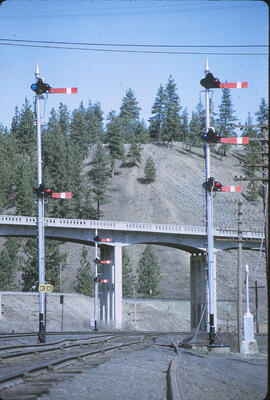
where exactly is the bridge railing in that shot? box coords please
[0,215,264,239]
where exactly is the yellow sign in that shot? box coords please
[39,284,53,293]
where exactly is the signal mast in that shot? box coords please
[200,60,248,346]
[31,64,77,342]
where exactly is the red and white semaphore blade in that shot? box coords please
[221,186,242,192]
[52,192,72,199]
[220,137,249,144]
[219,82,248,89]
[49,88,78,94]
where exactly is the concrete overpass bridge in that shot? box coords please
[0,215,264,330]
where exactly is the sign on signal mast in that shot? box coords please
[39,284,53,293]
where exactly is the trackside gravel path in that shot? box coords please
[39,345,267,400]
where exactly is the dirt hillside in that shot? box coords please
[59,143,266,323]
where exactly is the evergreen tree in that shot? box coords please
[127,135,142,167]
[180,108,189,142]
[57,102,70,138]
[106,111,125,174]
[242,113,261,201]
[217,88,237,156]
[119,88,141,141]
[85,102,104,145]
[21,239,66,292]
[90,143,111,219]
[0,238,20,290]
[133,120,149,144]
[70,110,88,157]
[81,183,96,220]
[188,100,205,147]
[76,246,94,296]
[0,130,18,212]
[44,240,67,292]
[122,247,135,297]
[162,76,181,144]
[144,156,156,183]
[15,158,35,216]
[136,245,161,297]
[255,97,269,125]
[11,99,36,159]
[243,98,269,201]
[149,84,165,143]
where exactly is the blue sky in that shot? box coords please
[0,0,268,130]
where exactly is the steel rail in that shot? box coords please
[0,336,145,388]
[167,341,184,400]
[0,336,115,359]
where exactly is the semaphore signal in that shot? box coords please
[201,127,250,145]
[201,60,247,348]
[200,72,248,90]
[32,63,77,344]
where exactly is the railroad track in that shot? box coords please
[0,332,164,400]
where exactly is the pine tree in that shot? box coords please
[119,88,141,141]
[180,108,189,142]
[70,110,88,157]
[217,88,237,156]
[149,84,165,143]
[76,246,94,296]
[136,245,161,297]
[106,111,125,174]
[144,156,156,183]
[0,238,20,290]
[15,158,35,216]
[57,102,70,138]
[127,135,142,167]
[162,76,181,144]
[21,239,66,292]
[11,99,36,159]
[188,100,205,147]
[0,130,18,212]
[90,143,111,219]
[242,113,261,201]
[85,102,104,145]
[255,97,269,125]
[122,247,135,297]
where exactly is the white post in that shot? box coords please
[241,264,258,354]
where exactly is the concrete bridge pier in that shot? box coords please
[190,253,217,332]
[99,245,122,329]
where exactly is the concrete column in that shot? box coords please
[114,245,122,329]
[0,294,1,320]
[99,245,122,329]
[99,246,110,324]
